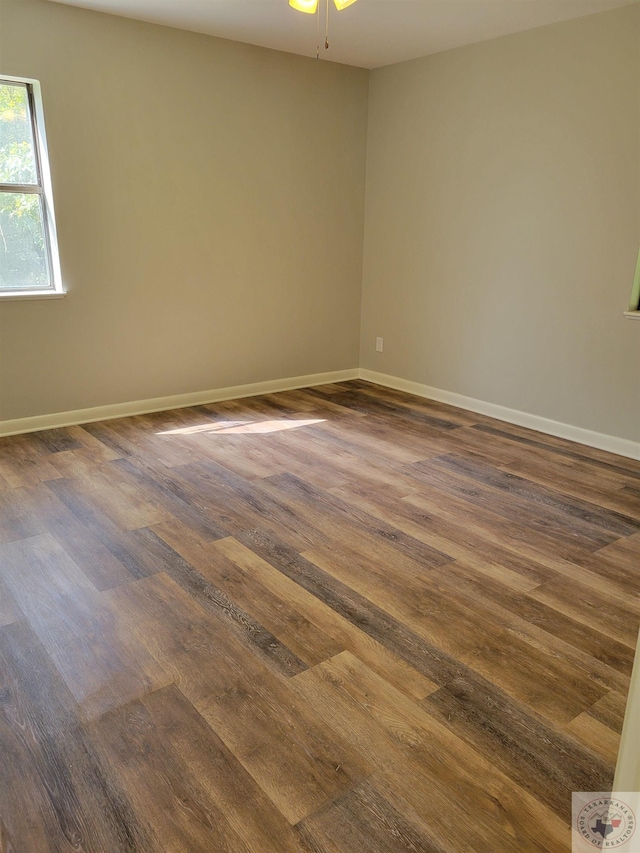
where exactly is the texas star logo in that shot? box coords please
[591,811,624,839]
[576,798,636,848]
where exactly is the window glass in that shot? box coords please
[0,192,48,287]
[0,77,61,294]
[0,81,38,185]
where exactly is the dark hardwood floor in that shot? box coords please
[1,379,639,852]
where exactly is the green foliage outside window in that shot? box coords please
[0,81,48,288]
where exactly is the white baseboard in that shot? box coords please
[0,368,359,438]
[2,365,638,462]
[359,368,640,461]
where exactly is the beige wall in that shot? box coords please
[361,5,640,442]
[1,2,638,446]
[0,0,368,421]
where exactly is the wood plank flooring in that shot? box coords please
[1,379,639,852]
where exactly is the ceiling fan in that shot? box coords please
[289,0,358,55]
[290,0,357,12]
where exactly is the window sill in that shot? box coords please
[0,290,66,302]
[624,311,640,320]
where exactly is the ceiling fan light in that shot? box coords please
[289,0,318,12]
[333,0,357,9]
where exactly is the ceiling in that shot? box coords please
[49,0,638,68]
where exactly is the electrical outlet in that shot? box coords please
[376,337,383,352]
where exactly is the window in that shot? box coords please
[624,246,640,318]
[0,76,63,297]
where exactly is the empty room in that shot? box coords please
[0,0,639,850]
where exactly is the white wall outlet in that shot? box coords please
[376,337,383,352]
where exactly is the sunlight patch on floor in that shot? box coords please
[157,419,326,436]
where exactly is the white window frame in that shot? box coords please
[0,75,64,300]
